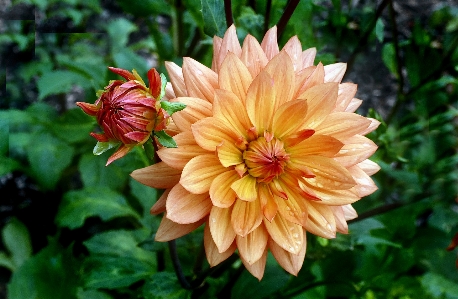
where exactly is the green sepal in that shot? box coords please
[93,141,120,155]
[155,130,177,148]
[158,73,167,100]
[160,101,186,116]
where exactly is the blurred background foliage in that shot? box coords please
[1,0,458,298]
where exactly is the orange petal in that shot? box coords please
[209,170,239,208]
[348,165,378,197]
[231,175,258,202]
[236,225,268,265]
[258,184,278,222]
[293,66,315,99]
[360,117,381,135]
[209,206,236,252]
[165,61,187,97]
[264,51,295,106]
[246,71,276,134]
[302,47,316,68]
[357,159,380,176]
[304,201,336,239]
[300,182,360,205]
[295,62,325,99]
[182,57,218,103]
[334,83,357,112]
[213,89,252,137]
[211,36,223,72]
[204,222,236,267]
[314,112,372,140]
[269,230,307,276]
[298,82,338,129]
[283,35,303,71]
[263,213,304,254]
[345,98,363,112]
[276,178,308,227]
[218,53,253,104]
[155,214,205,241]
[216,140,243,167]
[170,97,212,132]
[166,184,212,224]
[333,135,378,167]
[331,206,348,234]
[272,99,308,139]
[150,189,169,215]
[180,154,226,194]
[288,134,344,158]
[164,82,176,101]
[215,24,242,71]
[131,162,181,189]
[192,117,238,151]
[231,199,262,237]
[261,26,279,60]
[106,144,132,166]
[241,34,268,78]
[240,248,267,281]
[324,63,347,83]
[157,131,209,170]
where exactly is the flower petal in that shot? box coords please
[218,52,253,104]
[261,26,279,60]
[258,184,278,222]
[211,36,223,72]
[334,83,357,112]
[170,97,213,132]
[288,134,344,158]
[304,201,336,239]
[331,206,349,234]
[150,189,169,215]
[295,62,325,99]
[298,82,338,129]
[217,141,243,167]
[283,35,303,71]
[302,47,316,68]
[180,154,227,194]
[246,71,276,134]
[155,214,205,241]
[314,112,372,140]
[342,204,358,220]
[357,159,380,176]
[348,165,378,197]
[240,248,267,281]
[182,57,218,103]
[269,230,306,276]
[204,222,236,267]
[275,178,308,227]
[345,98,363,112]
[272,99,308,139]
[360,117,381,135]
[192,117,239,151]
[231,175,258,202]
[333,135,378,167]
[215,24,242,71]
[210,170,239,208]
[131,162,181,189]
[236,225,268,264]
[165,61,187,97]
[324,63,347,83]
[264,213,304,254]
[213,89,252,137]
[300,183,360,205]
[231,199,262,237]
[264,51,295,106]
[166,184,212,224]
[241,34,268,78]
[209,206,236,252]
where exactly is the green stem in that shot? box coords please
[277,0,300,40]
[168,240,193,289]
[264,0,272,34]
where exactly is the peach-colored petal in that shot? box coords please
[192,117,238,151]
[215,24,242,71]
[204,223,236,267]
[324,63,347,83]
[246,71,276,134]
[276,178,308,226]
[295,63,325,99]
[182,57,218,103]
[331,206,348,234]
[165,61,187,97]
[180,154,227,194]
[218,53,253,104]
[271,99,308,139]
[209,170,239,208]
[302,47,316,68]
[333,135,378,167]
[348,165,378,197]
[231,199,262,237]
[264,213,303,254]
[240,249,267,281]
[106,144,132,166]
[157,131,209,170]
[264,51,295,107]
[258,184,278,222]
[345,98,363,112]
[209,206,236,252]
[236,225,268,264]
[211,36,223,72]
[231,175,258,202]
[164,82,176,101]
[300,182,360,205]
[241,34,268,78]
[166,184,212,224]
[150,189,169,215]
[155,214,205,241]
[288,134,343,158]
[261,26,279,60]
[314,112,372,139]
[170,97,212,132]
[294,66,316,98]
[269,230,306,276]
[213,89,252,137]
[342,204,358,220]
[298,82,338,129]
[283,36,303,71]
[360,117,381,135]
[357,159,381,176]
[131,162,181,189]
[334,83,357,112]
[304,201,336,239]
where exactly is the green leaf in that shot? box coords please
[155,130,177,148]
[27,132,75,190]
[106,18,137,50]
[375,18,384,42]
[76,288,113,299]
[0,251,14,271]
[201,0,227,37]
[52,108,95,144]
[2,218,32,270]
[421,272,458,299]
[55,188,140,229]
[382,43,398,78]
[142,272,191,299]
[7,240,80,299]
[0,157,21,176]
[37,70,91,100]
[93,141,120,155]
[113,48,148,75]
[78,152,128,190]
[160,100,186,116]
[115,0,170,17]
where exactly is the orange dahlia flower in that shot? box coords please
[131,25,380,279]
[77,67,169,165]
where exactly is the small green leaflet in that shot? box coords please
[93,141,120,155]
[160,101,186,116]
[158,73,167,100]
[155,130,177,148]
[201,0,227,37]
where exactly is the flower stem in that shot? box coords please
[263,0,272,34]
[276,0,300,40]
[224,0,233,27]
[168,240,192,289]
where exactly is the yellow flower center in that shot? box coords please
[243,136,289,183]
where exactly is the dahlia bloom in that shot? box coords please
[132,25,380,279]
[77,67,169,165]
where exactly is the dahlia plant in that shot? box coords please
[131,25,380,279]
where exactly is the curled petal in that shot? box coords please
[166,184,212,224]
[210,170,239,208]
[150,189,169,215]
[211,36,223,72]
[131,162,181,189]
[304,201,336,239]
[334,83,357,112]
[155,214,205,242]
[345,98,363,112]
[231,175,258,202]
